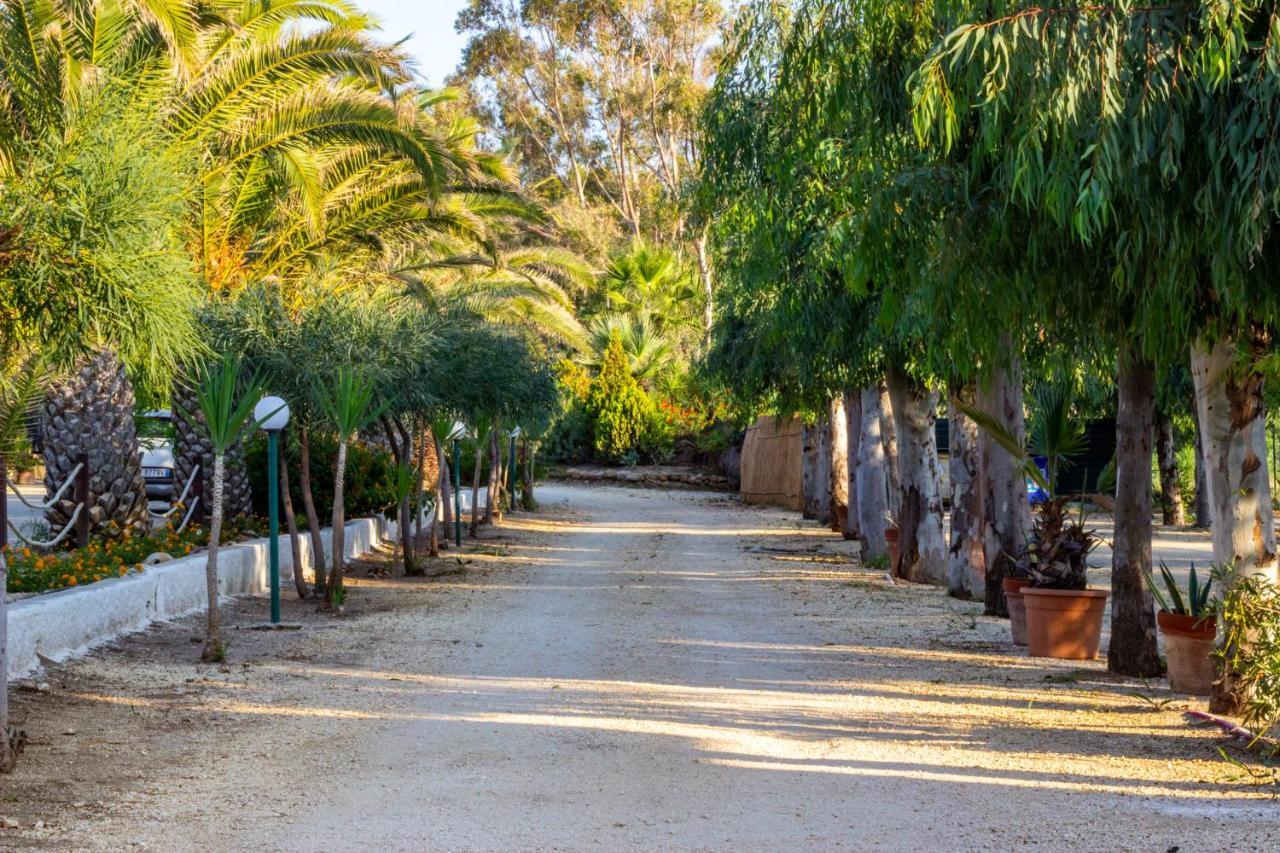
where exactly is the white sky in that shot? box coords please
[362,0,472,87]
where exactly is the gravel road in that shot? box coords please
[7,484,1279,851]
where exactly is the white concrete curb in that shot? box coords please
[7,516,392,680]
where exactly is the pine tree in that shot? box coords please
[586,332,654,462]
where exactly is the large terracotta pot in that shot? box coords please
[1003,578,1030,646]
[1157,611,1217,696]
[1023,588,1109,660]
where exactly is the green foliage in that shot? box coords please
[1144,562,1214,618]
[586,332,655,462]
[190,355,274,456]
[1216,570,1280,742]
[247,433,397,519]
[0,88,199,390]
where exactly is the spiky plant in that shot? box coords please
[189,354,273,662]
[1144,562,1215,619]
[314,367,389,609]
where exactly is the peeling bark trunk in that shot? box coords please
[1191,331,1277,714]
[298,426,327,593]
[843,390,862,542]
[830,396,849,534]
[1191,333,1277,581]
[201,453,226,661]
[886,366,947,585]
[857,385,891,563]
[328,439,348,609]
[802,417,832,523]
[1155,409,1186,526]
[279,440,307,598]
[1109,352,1164,678]
[1192,403,1211,528]
[978,349,1030,617]
[880,386,901,521]
[948,384,984,599]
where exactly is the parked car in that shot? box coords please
[137,410,176,500]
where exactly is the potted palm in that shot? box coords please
[1144,562,1216,695]
[1021,499,1108,659]
[1003,565,1032,647]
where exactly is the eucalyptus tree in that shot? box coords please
[910,0,1280,679]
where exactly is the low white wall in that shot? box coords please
[7,516,390,680]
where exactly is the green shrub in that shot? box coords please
[247,432,396,519]
[586,332,655,462]
[1216,569,1280,743]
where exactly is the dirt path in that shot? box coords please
[5,484,1279,851]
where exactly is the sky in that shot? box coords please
[363,0,472,87]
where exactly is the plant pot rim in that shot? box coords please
[1022,587,1108,598]
[1002,577,1030,592]
[1157,610,1217,638]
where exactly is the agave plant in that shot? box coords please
[1144,561,1215,619]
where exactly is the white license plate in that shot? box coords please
[143,467,172,479]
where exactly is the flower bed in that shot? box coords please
[4,518,262,594]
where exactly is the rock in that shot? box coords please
[143,552,173,565]
[32,820,44,829]
[1,817,19,829]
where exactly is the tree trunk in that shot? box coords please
[802,417,832,523]
[40,349,149,536]
[948,383,985,599]
[1191,330,1277,714]
[415,423,427,541]
[485,431,502,525]
[201,453,226,662]
[843,390,862,542]
[696,227,713,333]
[437,440,452,551]
[298,426,327,593]
[279,439,308,599]
[470,440,483,537]
[1155,409,1186,526]
[522,440,537,510]
[857,385,891,563]
[1109,352,1164,678]
[328,439,348,609]
[382,418,416,576]
[978,349,1031,617]
[830,396,850,534]
[880,385,901,521]
[1192,403,1211,528]
[1191,333,1277,581]
[0,548,15,773]
[886,366,947,585]
[801,421,818,520]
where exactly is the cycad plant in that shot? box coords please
[190,354,273,663]
[315,367,389,609]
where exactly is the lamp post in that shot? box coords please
[508,426,520,512]
[255,395,291,624]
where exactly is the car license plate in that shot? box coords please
[143,467,171,479]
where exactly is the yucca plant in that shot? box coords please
[190,354,275,663]
[1144,561,1215,619]
[315,367,391,609]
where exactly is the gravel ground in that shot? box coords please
[3,483,1278,852]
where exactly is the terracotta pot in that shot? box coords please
[1005,588,1029,646]
[1022,588,1109,660]
[1002,577,1030,594]
[884,527,901,571]
[1157,611,1218,696]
